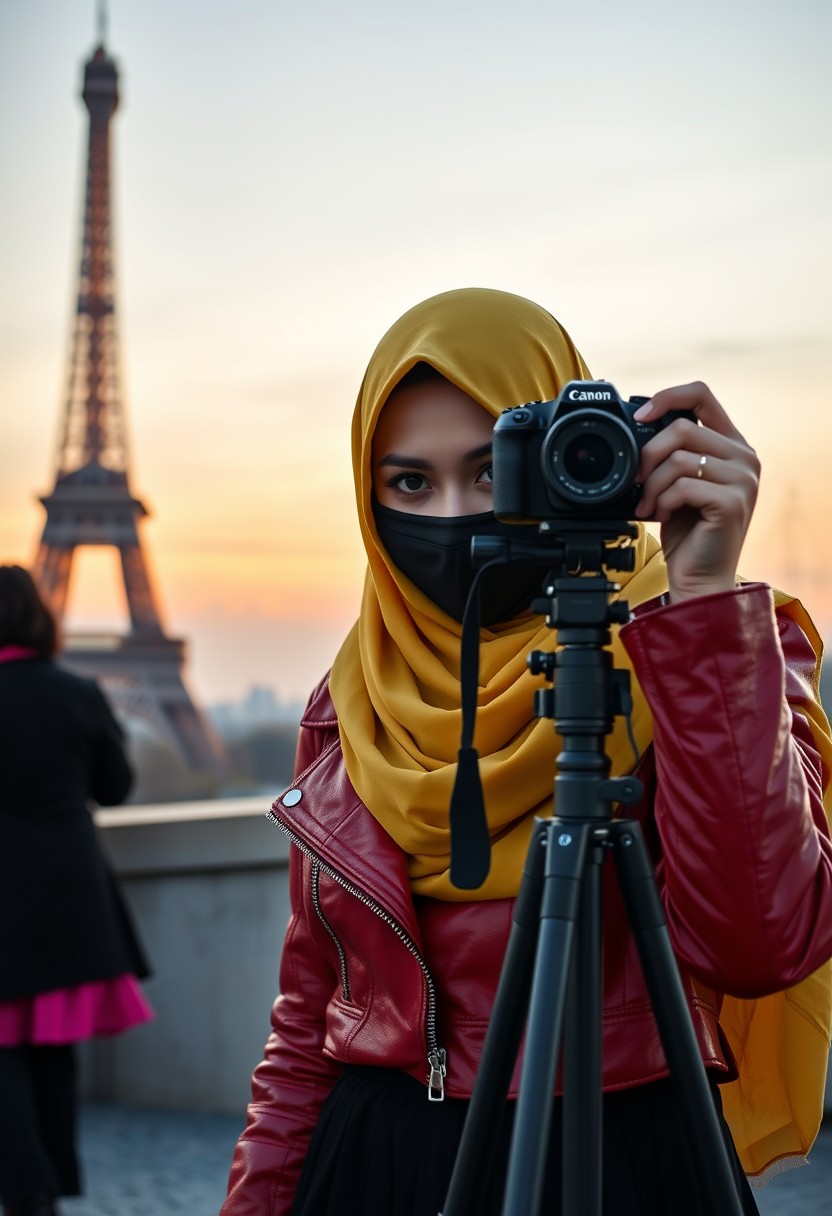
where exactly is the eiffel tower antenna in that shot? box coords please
[97,0,108,46]
[31,32,224,774]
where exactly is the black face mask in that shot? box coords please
[373,503,551,626]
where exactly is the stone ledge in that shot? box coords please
[93,795,290,877]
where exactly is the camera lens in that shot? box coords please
[541,412,638,505]
[563,434,615,483]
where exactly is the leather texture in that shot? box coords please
[220,585,832,1216]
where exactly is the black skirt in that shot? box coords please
[292,1067,759,1216]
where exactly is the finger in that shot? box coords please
[636,419,752,487]
[649,477,753,530]
[636,450,736,518]
[636,449,734,517]
[633,381,747,443]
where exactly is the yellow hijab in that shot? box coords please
[331,286,665,899]
[329,286,832,1175]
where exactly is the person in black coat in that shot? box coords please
[0,565,152,1216]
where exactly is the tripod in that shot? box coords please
[441,527,746,1216]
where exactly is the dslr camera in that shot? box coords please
[492,379,694,523]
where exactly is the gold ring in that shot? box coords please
[696,454,707,479]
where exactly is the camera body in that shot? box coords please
[492,379,694,523]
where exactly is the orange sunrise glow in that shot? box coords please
[2,2,831,706]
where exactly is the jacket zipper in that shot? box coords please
[311,862,351,1002]
[268,808,447,1101]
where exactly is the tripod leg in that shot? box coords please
[441,821,547,1216]
[501,820,594,1216]
[611,820,746,1216]
[563,841,605,1216]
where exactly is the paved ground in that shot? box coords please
[62,1104,242,1215]
[61,1103,831,1215]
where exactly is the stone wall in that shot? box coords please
[81,798,290,1115]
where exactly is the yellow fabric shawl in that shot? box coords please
[329,286,832,1177]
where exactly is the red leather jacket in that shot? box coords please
[221,586,832,1216]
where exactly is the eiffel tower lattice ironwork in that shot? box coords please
[32,32,224,773]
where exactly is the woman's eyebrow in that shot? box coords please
[377,453,434,470]
[377,442,492,470]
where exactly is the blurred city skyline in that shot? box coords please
[1,0,831,705]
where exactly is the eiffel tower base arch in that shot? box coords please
[62,632,225,773]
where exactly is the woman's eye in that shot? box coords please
[477,463,493,485]
[388,472,430,494]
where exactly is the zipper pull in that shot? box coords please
[428,1047,447,1102]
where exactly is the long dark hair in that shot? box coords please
[0,565,59,656]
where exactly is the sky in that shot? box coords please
[1,0,831,706]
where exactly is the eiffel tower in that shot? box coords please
[32,27,224,773]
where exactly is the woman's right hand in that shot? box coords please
[633,382,760,603]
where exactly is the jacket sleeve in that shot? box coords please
[220,844,342,1216]
[87,679,134,806]
[220,688,342,1216]
[620,582,832,998]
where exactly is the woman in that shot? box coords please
[0,565,153,1216]
[220,288,832,1215]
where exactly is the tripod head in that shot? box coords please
[471,518,638,583]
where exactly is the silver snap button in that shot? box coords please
[283,789,303,807]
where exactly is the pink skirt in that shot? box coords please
[0,975,154,1046]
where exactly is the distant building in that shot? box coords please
[207,686,304,740]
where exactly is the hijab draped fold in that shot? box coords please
[328,286,832,1176]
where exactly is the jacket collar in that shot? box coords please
[272,728,421,941]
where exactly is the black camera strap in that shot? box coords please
[448,557,506,890]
